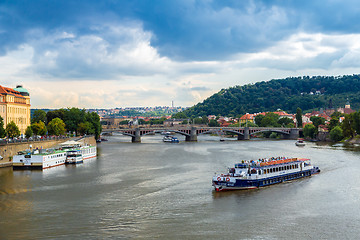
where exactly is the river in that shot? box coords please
[1,134,360,239]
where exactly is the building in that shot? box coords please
[163,119,184,127]
[240,113,255,124]
[0,85,31,135]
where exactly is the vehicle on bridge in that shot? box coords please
[212,157,320,191]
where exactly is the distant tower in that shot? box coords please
[328,98,333,109]
[345,98,350,109]
[172,100,174,108]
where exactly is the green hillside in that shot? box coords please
[180,75,360,117]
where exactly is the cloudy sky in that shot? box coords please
[1,0,360,108]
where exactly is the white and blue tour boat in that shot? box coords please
[163,135,179,143]
[212,157,320,191]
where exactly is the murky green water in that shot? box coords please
[1,135,360,239]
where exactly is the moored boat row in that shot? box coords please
[13,143,97,170]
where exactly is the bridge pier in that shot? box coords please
[131,128,141,143]
[289,128,299,139]
[244,127,250,140]
[185,127,198,142]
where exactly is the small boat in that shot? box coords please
[212,157,320,191]
[161,131,172,135]
[163,135,179,143]
[295,138,306,146]
[65,150,83,164]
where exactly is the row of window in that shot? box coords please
[262,171,310,185]
[260,164,300,175]
[5,117,29,125]
[50,153,65,159]
[8,106,29,114]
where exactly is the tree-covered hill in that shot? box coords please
[180,75,360,117]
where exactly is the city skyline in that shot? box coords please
[1,1,360,108]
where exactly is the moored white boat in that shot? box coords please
[13,149,67,169]
[65,150,83,164]
[212,157,320,192]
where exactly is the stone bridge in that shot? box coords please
[103,127,300,143]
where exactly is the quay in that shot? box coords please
[103,127,301,143]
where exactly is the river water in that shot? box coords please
[1,134,360,239]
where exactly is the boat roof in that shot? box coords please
[235,158,310,168]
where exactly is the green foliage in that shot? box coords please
[303,124,317,139]
[254,114,265,126]
[31,109,47,124]
[40,108,102,139]
[328,115,340,131]
[31,121,47,136]
[261,113,280,127]
[47,118,66,136]
[269,132,280,139]
[172,112,188,119]
[179,75,360,117]
[310,116,326,128]
[119,120,130,125]
[330,126,343,142]
[147,117,167,125]
[0,116,5,138]
[202,116,209,125]
[351,111,360,134]
[341,114,355,138]
[209,119,220,127]
[46,109,65,124]
[77,122,93,136]
[296,108,302,128]
[5,121,20,138]
[25,126,33,138]
[278,117,294,127]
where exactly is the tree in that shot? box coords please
[77,122,92,135]
[296,108,303,128]
[254,114,265,126]
[328,116,340,131]
[352,111,360,135]
[31,109,47,124]
[278,117,294,127]
[172,112,188,119]
[341,114,355,138]
[5,121,20,138]
[202,116,209,125]
[31,121,47,136]
[310,116,326,128]
[0,116,5,138]
[259,113,280,127]
[209,119,220,127]
[25,126,33,139]
[47,118,66,136]
[46,109,65,125]
[303,124,316,139]
[330,126,343,142]
[86,112,101,139]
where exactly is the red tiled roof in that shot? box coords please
[0,85,24,98]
